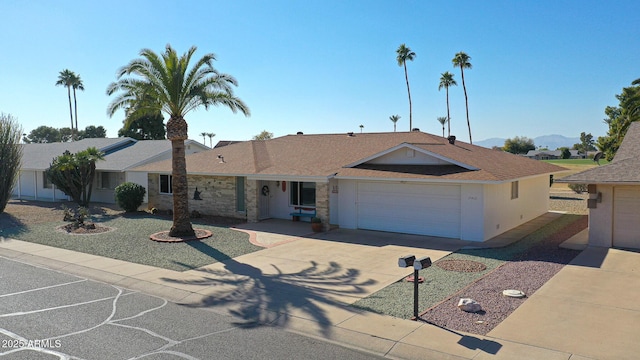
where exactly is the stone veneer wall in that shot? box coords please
[246,179,259,223]
[147,174,246,219]
[315,182,330,231]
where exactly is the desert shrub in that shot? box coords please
[0,113,22,213]
[568,183,588,194]
[61,205,90,229]
[114,182,146,212]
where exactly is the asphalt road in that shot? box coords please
[0,257,383,360]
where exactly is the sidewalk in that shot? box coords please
[0,213,630,359]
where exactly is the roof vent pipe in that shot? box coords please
[296,131,303,135]
[447,135,456,145]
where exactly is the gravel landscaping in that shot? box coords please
[419,215,586,335]
[0,201,260,271]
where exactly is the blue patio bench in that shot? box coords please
[290,207,316,221]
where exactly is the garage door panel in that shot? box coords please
[614,187,640,249]
[356,182,461,238]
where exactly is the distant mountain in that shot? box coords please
[476,135,580,150]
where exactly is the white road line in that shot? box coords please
[0,279,87,298]
[44,286,124,341]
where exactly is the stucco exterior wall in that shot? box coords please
[460,184,485,241]
[483,176,550,240]
[337,179,357,229]
[588,185,613,247]
[13,170,68,201]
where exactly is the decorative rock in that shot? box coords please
[457,298,482,313]
[502,289,526,298]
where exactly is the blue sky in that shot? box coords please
[1,0,638,145]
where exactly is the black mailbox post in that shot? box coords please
[398,254,431,320]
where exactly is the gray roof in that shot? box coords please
[558,122,640,184]
[20,138,204,172]
[20,138,135,170]
[97,140,172,171]
[525,149,580,157]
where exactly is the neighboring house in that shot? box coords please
[13,137,208,204]
[557,122,640,250]
[525,149,581,160]
[132,131,565,242]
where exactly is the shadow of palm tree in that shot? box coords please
[161,241,377,336]
[0,212,25,231]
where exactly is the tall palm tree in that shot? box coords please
[56,69,76,141]
[200,132,207,145]
[452,52,472,143]
[437,116,448,138]
[206,132,216,147]
[70,73,84,135]
[107,44,250,237]
[359,124,364,133]
[438,72,457,137]
[389,114,401,132]
[396,44,416,131]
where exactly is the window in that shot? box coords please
[43,172,52,189]
[100,172,118,190]
[290,181,316,206]
[511,181,519,200]
[160,174,173,194]
[236,177,245,212]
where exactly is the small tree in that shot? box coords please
[503,136,536,154]
[253,130,273,140]
[78,125,107,139]
[114,182,146,212]
[118,112,166,140]
[572,132,596,158]
[0,113,22,213]
[46,147,104,206]
[559,147,571,159]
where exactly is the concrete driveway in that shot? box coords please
[173,220,465,333]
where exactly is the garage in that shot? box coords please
[613,186,640,249]
[356,181,461,238]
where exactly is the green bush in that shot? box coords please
[568,183,588,194]
[114,182,146,212]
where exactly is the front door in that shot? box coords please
[259,181,270,220]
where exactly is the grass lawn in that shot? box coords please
[0,213,262,271]
[545,159,606,191]
[543,159,608,166]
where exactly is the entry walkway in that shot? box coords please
[1,212,635,359]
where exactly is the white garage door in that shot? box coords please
[357,181,461,238]
[613,186,640,249]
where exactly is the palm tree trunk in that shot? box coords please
[67,86,75,141]
[73,88,79,135]
[404,63,412,131]
[167,117,195,237]
[446,87,451,137]
[461,67,471,144]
